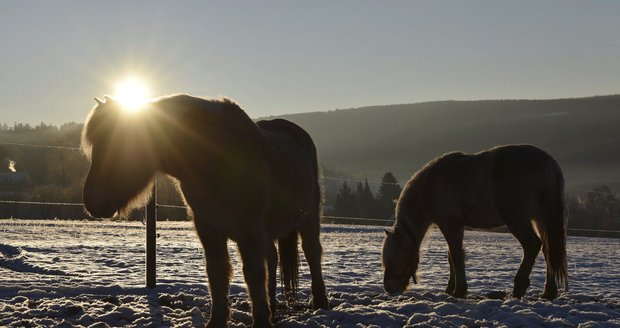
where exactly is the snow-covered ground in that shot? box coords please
[0,219,618,327]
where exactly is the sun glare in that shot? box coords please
[114,78,151,111]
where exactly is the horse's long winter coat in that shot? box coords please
[82,95,328,327]
[382,145,567,300]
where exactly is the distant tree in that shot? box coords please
[355,180,376,218]
[566,197,588,229]
[567,186,620,236]
[376,172,402,219]
[332,181,358,217]
[12,123,32,132]
[584,186,620,230]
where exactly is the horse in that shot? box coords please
[81,94,329,327]
[382,144,568,300]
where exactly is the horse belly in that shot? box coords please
[264,210,304,240]
[460,161,507,229]
[464,210,505,229]
[462,200,506,229]
[264,173,316,240]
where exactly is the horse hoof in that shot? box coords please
[311,295,329,310]
[512,278,530,299]
[451,290,467,299]
[541,291,558,300]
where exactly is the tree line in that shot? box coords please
[326,172,402,224]
[0,123,184,220]
[566,186,620,237]
[0,122,618,236]
[325,173,620,236]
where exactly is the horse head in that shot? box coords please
[82,97,159,218]
[382,212,420,294]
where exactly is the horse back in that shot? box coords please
[461,145,560,227]
[406,145,560,229]
[257,119,318,168]
[257,119,321,235]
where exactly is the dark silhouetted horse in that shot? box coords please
[82,95,328,327]
[382,145,567,300]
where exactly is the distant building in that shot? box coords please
[0,171,29,184]
[0,171,33,200]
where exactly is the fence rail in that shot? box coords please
[1,198,619,235]
[1,134,619,237]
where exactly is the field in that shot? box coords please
[0,220,618,327]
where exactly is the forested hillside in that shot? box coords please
[275,95,620,190]
[1,95,619,233]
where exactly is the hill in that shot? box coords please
[273,95,620,191]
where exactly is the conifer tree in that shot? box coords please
[356,180,376,218]
[332,181,358,217]
[377,172,402,219]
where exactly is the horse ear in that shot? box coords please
[384,228,394,236]
[94,97,104,106]
[412,274,418,284]
[104,95,113,103]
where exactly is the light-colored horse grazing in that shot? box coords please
[82,94,328,327]
[382,145,567,300]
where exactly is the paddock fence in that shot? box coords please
[2,140,620,288]
[1,140,619,232]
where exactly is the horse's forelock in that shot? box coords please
[80,99,124,160]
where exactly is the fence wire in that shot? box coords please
[1,140,619,236]
[0,141,81,151]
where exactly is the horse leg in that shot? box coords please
[540,240,559,300]
[237,230,272,328]
[508,222,542,299]
[445,251,456,295]
[267,241,278,318]
[442,225,467,298]
[195,223,231,328]
[299,220,329,309]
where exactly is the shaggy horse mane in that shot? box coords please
[396,151,464,214]
[80,94,259,217]
[384,145,567,298]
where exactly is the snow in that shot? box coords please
[0,220,618,327]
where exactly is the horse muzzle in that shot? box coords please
[384,277,409,295]
[83,189,118,218]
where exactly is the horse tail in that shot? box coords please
[278,231,299,303]
[258,118,318,301]
[541,158,568,291]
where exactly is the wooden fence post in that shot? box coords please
[146,178,157,288]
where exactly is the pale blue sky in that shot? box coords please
[1,1,619,125]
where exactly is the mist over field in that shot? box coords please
[2,95,620,234]
[275,95,620,190]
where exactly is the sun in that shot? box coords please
[114,78,151,111]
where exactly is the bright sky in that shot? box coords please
[1,1,619,125]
